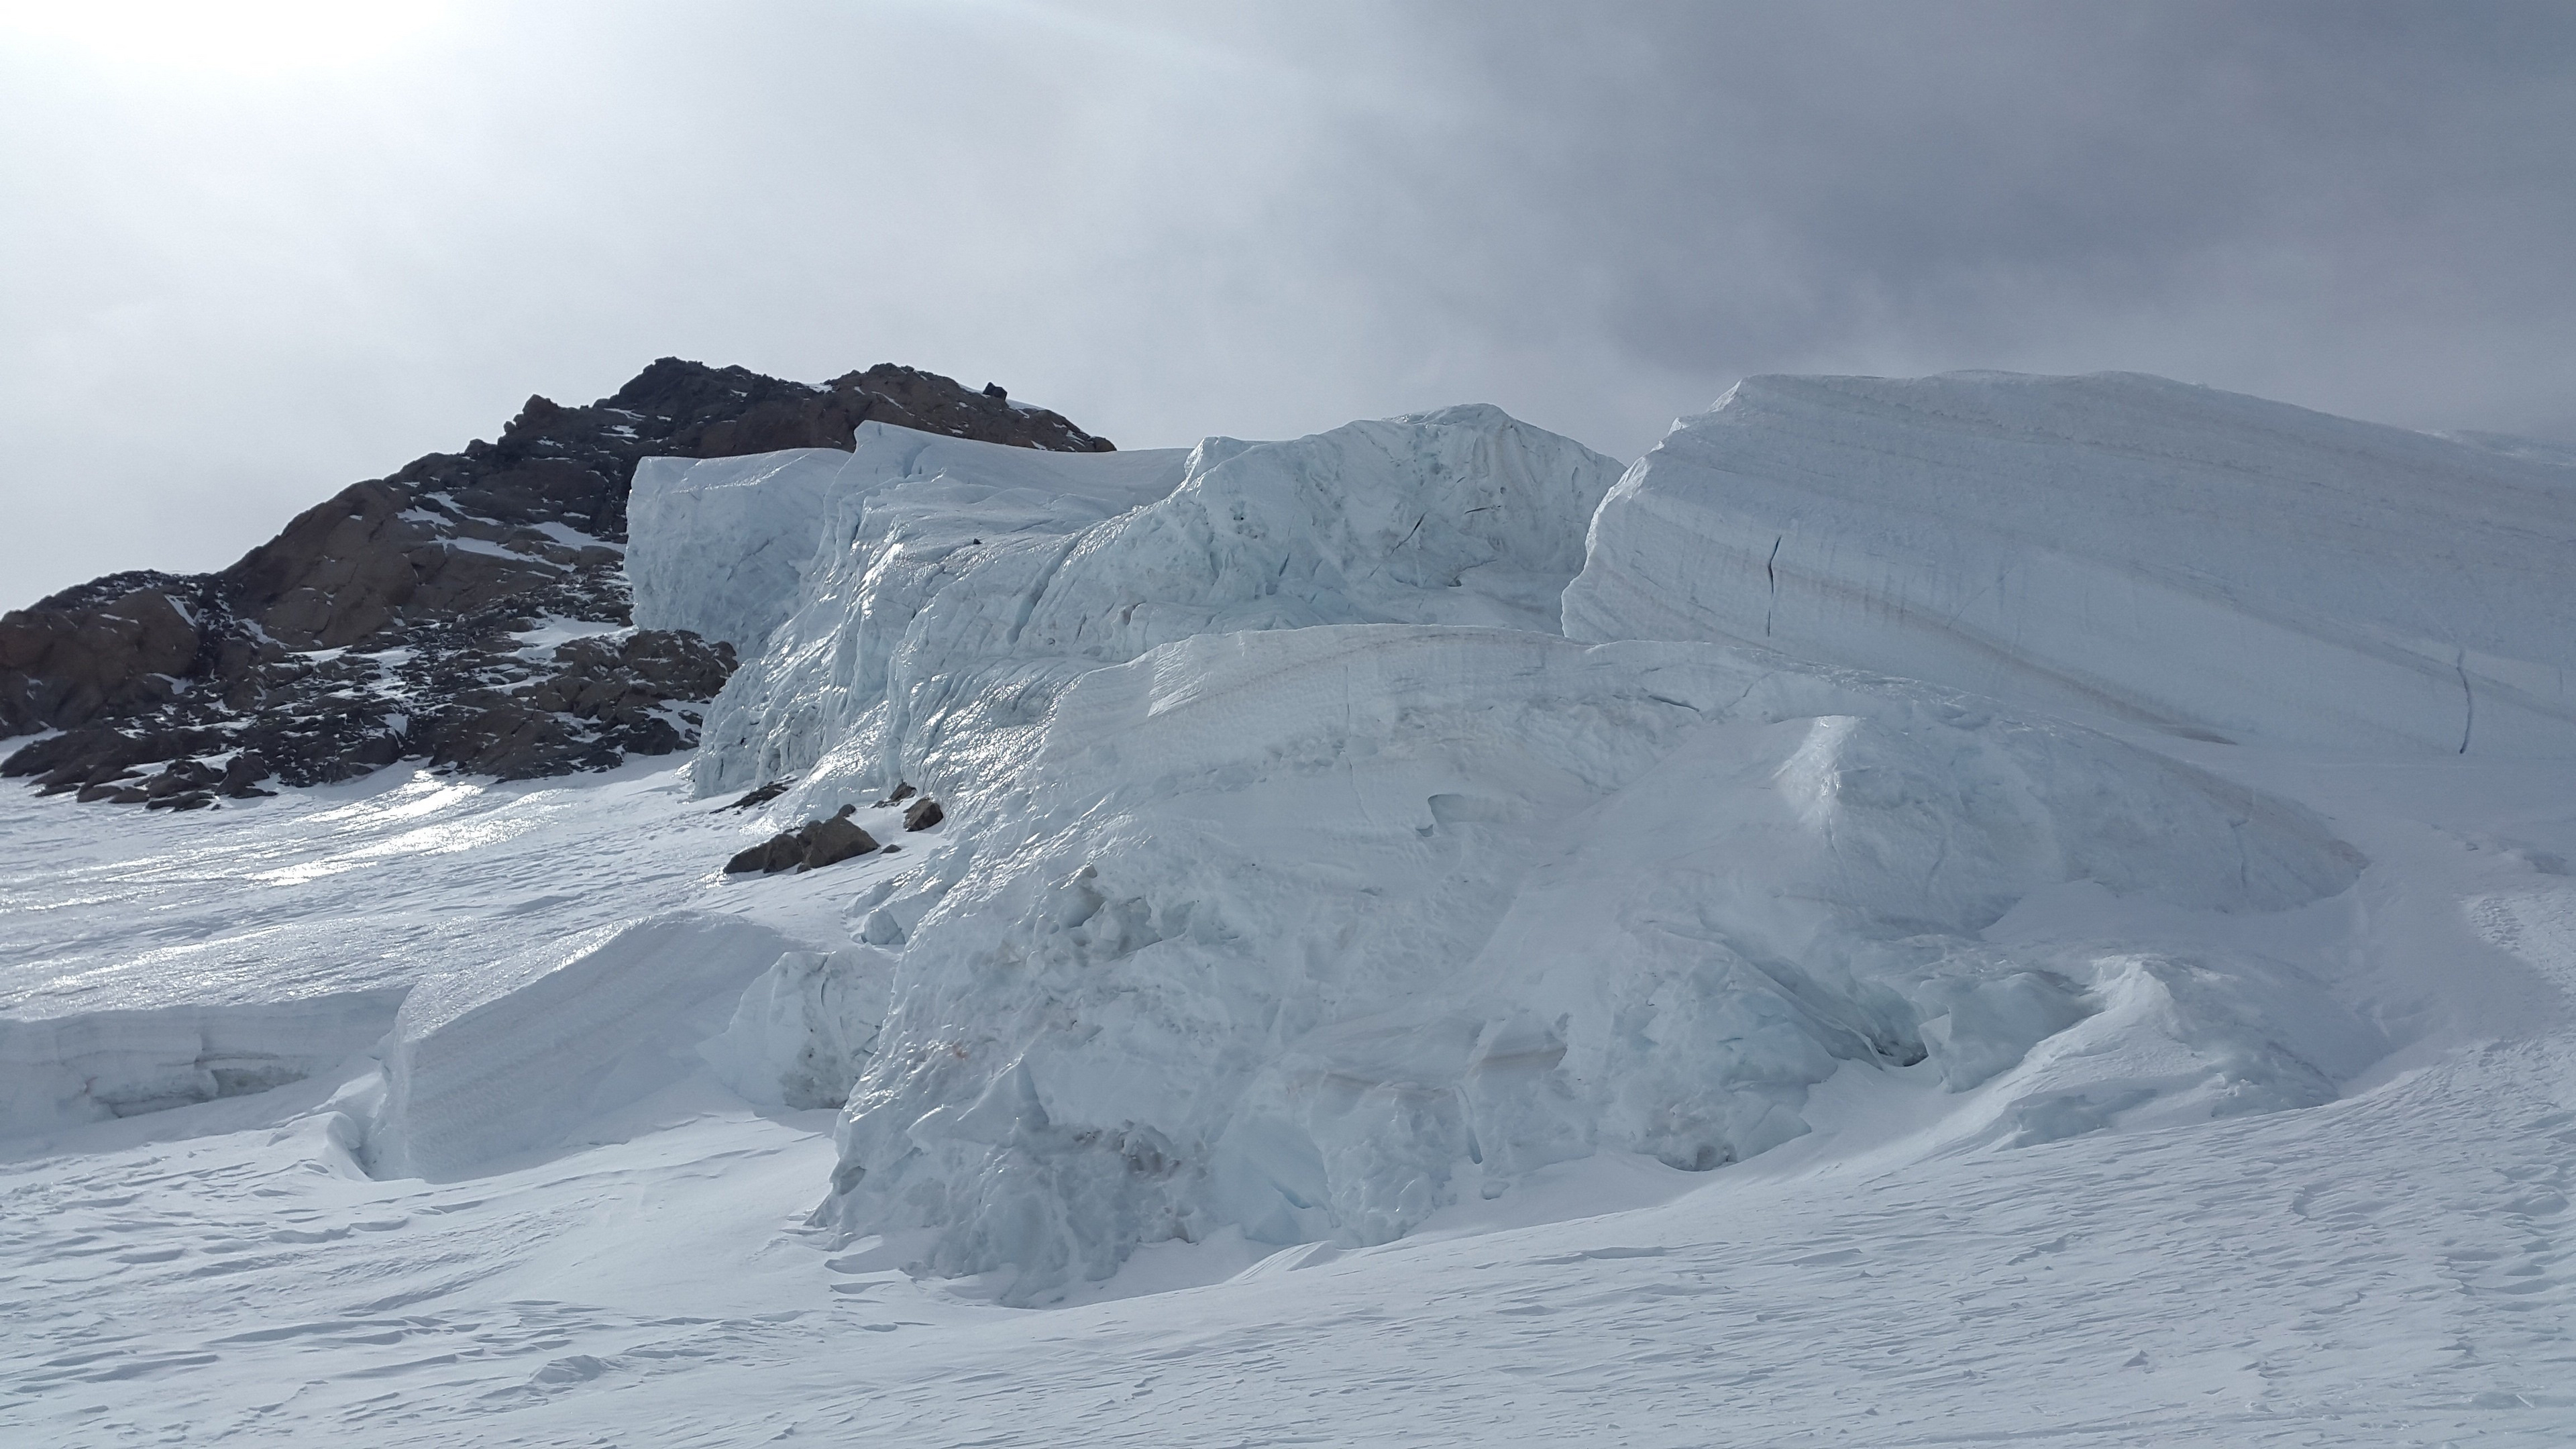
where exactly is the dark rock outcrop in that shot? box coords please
[902,797,945,832]
[722,779,795,812]
[726,806,880,875]
[5,360,1114,805]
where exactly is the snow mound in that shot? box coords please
[803,624,2362,1301]
[1564,372,2576,755]
[663,406,1622,796]
[374,912,798,1179]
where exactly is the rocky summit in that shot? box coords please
[0,360,1112,806]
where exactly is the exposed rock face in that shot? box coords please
[4,360,1114,803]
[0,575,210,734]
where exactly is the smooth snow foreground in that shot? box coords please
[5,373,2576,1446]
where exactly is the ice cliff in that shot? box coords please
[1564,372,2576,755]
[625,382,2422,1301]
[641,405,1619,800]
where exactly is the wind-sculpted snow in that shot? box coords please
[656,406,1621,796]
[1565,371,2576,756]
[806,625,2363,1300]
[376,912,798,1179]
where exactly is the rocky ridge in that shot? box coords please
[1,361,1112,806]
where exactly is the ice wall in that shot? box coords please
[807,625,2364,1301]
[631,428,1195,657]
[613,386,2477,1303]
[669,405,1622,796]
[628,447,855,653]
[1563,371,2576,755]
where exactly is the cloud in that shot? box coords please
[2,0,2570,602]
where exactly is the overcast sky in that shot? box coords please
[4,0,2571,604]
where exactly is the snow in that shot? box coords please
[1,747,2570,1444]
[7,373,2576,1444]
[1566,371,2576,756]
[527,519,617,551]
[508,615,629,657]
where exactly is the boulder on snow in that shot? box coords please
[724,806,880,875]
[902,797,944,832]
[724,779,794,811]
[218,751,276,797]
[724,835,799,875]
[800,812,878,871]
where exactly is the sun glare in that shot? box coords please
[0,0,443,78]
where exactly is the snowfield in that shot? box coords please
[6,372,2575,1445]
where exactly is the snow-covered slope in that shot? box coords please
[3,731,2569,1446]
[1565,372,2576,755]
[9,376,2576,1444]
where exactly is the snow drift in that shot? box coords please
[1564,372,2576,755]
[374,912,797,1179]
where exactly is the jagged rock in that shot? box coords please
[724,806,879,875]
[218,751,275,798]
[0,580,207,735]
[723,780,794,812]
[3,358,1115,808]
[799,811,879,872]
[725,834,803,875]
[902,797,945,832]
[417,629,737,780]
[875,783,916,806]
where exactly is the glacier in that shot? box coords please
[1565,371,2576,755]
[6,370,2575,1444]
[621,389,2383,1301]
